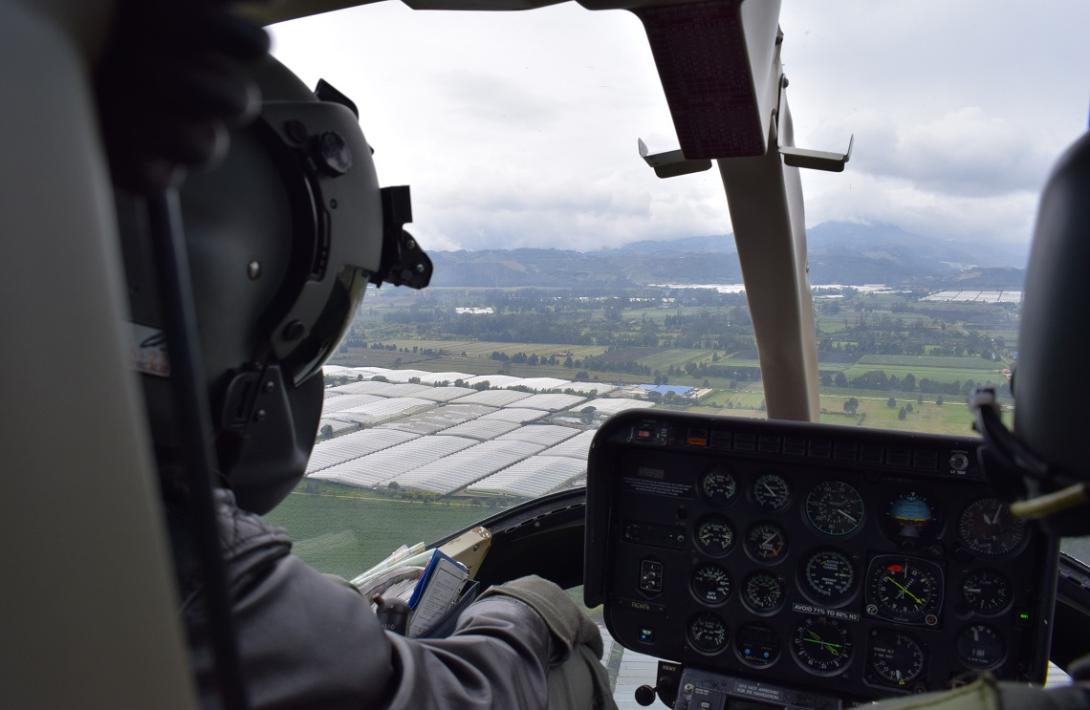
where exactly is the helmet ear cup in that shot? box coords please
[219,365,323,515]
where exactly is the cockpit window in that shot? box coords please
[264,2,1088,577]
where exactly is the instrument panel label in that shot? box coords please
[624,473,694,498]
[791,602,861,623]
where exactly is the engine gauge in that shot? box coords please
[865,556,942,625]
[868,629,925,687]
[700,468,737,504]
[961,569,1012,616]
[752,473,791,512]
[736,622,781,668]
[688,613,729,655]
[792,617,854,676]
[743,571,786,614]
[956,624,1005,670]
[805,480,865,536]
[958,499,1027,556]
[801,549,857,606]
[694,516,735,557]
[745,521,789,564]
[883,491,943,544]
[691,564,733,606]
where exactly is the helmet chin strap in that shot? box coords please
[971,387,1089,525]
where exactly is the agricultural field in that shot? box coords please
[265,484,493,579]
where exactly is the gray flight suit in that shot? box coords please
[170,489,616,710]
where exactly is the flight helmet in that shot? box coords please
[121,57,431,514]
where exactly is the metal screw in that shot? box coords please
[329,198,338,209]
[314,131,353,175]
[415,263,426,273]
[263,380,275,393]
[247,260,261,280]
[781,75,790,89]
[406,238,416,250]
[253,409,267,422]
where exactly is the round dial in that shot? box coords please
[736,623,781,668]
[792,617,854,676]
[806,481,865,536]
[884,491,943,544]
[956,624,1005,669]
[743,571,786,614]
[866,557,942,624]
[695,516,735,557]
[958,499,1026,556]
[802,549,856,606]
[961,569,1013,616]
[688,613,729,654]
[691,564,733,606]
[745,522,789,563]
[752,473,791,512]
[701,468,737,503]
[869,630,925,687]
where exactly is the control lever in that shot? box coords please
[634,661,683,707]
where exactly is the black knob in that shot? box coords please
[634,684,657,706]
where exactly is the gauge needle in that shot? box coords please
[884,575,924,605]
[804,630,842,654]
[987,504,1002,525]
[761,482,777,497]
[837,509,858,523]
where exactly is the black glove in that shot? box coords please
[96,0,270,192]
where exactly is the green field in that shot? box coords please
[855,354,1003,370]
[842,363,1004,385]
[265,488,493,579]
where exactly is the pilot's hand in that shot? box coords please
[479,575,603,665]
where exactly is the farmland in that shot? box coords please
[331,284,1016,437]
[265,482,489,579]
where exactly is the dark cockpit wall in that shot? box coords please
[0,2,199,709]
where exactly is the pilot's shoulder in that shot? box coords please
[866,676,1088,710]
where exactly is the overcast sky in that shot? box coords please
[270,1,1090,253]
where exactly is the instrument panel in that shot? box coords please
[584,412,1058,704]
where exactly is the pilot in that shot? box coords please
[98,8,615,710]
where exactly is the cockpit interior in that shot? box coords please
[5,1,1090,709]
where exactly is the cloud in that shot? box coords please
[269,0,1090,251]
[844,107,1056,197]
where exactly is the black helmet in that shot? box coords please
[121,57,431,514]
[971,131,1090,536]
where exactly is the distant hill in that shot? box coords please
[429,221,1027,288]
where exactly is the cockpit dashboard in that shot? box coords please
[584,411,1058,707]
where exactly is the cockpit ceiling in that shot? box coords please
[238,0,570,27]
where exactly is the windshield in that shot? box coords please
[265,1,1090,579]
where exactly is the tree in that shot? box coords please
[936,395,945,406]
[898,406,908,421]
[580,406,597,424]
[887,396,897,409]
[319,424,334,440]
[843,397,859,416]
[575,370,590,380]
[834,372,848,387]
[917,394,924,405]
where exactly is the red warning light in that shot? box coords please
[886,563,904,574]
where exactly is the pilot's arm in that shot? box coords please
[174,490,613,710]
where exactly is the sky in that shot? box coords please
[270,0,1090,253]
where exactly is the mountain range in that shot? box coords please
[428,221,1028,289]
